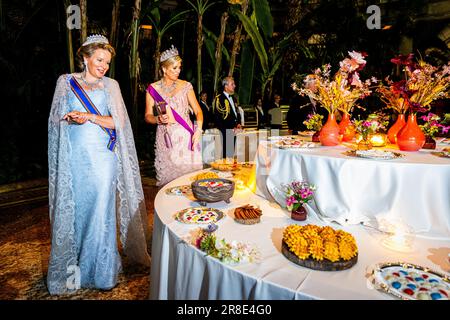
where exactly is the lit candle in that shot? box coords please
[370,134,387,147]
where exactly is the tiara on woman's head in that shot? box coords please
[160,45,179,62]
[82,34,109,46]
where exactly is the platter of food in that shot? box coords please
[371,262,449,300]
[175,207,225,224]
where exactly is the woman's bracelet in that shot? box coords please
[90,114,97,124]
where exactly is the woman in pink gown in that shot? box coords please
[145,46,203,186]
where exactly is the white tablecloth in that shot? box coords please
[150,170,450,300]
[255,141,450,239]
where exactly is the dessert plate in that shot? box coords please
[165,185,192,196]
[344,149,403,160]
[371,262,449,300]
[175,207,224,224]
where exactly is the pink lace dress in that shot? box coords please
[154,81,203,186]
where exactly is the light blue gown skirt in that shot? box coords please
[67,89,121,290]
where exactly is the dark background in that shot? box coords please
[1,0,449,185]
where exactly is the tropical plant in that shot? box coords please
[147,6,190,81]
[233,0,293,102]
[227,0,249,77]
[186,0,216,94]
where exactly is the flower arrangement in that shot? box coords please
[283,224,358,262]
[188,224,260,264]
[381,54,450,113]
[283,180,316,212]
[419,113,450,138]
[291,51,377,114]
[353,113,388,141]
[303,113,324,131]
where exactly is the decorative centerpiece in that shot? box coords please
[419,113,450,149]
[283,180,315,221]
[282,224,358,271]
[187,223,260,264]
[303,113,324,142]
[353,114,388,150]
[292,51,376,146]
[386,54,450,151]
[191,178,235,206]
[233,204,263,225]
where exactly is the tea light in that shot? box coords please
[370,133,387,147]
[379,220,415,252]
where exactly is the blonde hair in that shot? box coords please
[76,43,116,70]
[160,55,182,77]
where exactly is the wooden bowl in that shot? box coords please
[191,178,235,206]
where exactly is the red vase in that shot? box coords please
[338,112,355,142]
[319,113,341,146]
[422,136,436,149]
[387,113,406,144]
[312,130,321,142]
[291,205,307,221]
[397,113,425,151]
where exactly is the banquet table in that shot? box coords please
[255,140,450,239]
[150,169,450,300]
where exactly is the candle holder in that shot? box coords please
[378,219,415,253]
[369,133,387,147]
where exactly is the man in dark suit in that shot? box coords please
[213,76,241,158]
[199,90,213,131]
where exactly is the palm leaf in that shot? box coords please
[234,9,268,75]
[251,0,273,41]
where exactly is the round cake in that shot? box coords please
[282,224,358,271]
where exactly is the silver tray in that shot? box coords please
[175,207,224,224]
[344,150,403,160]
[371,262,450,300]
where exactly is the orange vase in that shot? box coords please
[396,113,425,151]
[319,113,341,146]
[338,112,355,142]
[387,113,406,144]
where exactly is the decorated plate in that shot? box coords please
[372,262,450,300]
[344,149,403,160]
[298,130,315,137]
[165,185,192,196]
[431,151,450,158]
[274,140,318,150]
[267,135,298,141]
[175,207,224,224]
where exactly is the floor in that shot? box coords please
[0,177,158,300]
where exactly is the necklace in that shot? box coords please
[160,79,177,94]
[80,72,102,88]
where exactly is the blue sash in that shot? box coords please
[69,77,117,151]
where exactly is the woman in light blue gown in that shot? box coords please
[47,35,150,295]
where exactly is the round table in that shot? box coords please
[255,140,450,239]
[150,168,450,300]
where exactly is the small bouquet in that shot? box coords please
[419,113,450,138]
[353,114,388,141]
[188,224,260,264]
[283,180,316,212]
[303,113,324,131]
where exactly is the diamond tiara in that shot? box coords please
[82,34,109,47]
[160,45,179,62]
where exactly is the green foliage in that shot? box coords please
[250,0,272,41]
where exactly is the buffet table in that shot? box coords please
[255,140,450,239]
[150,169,450,300]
